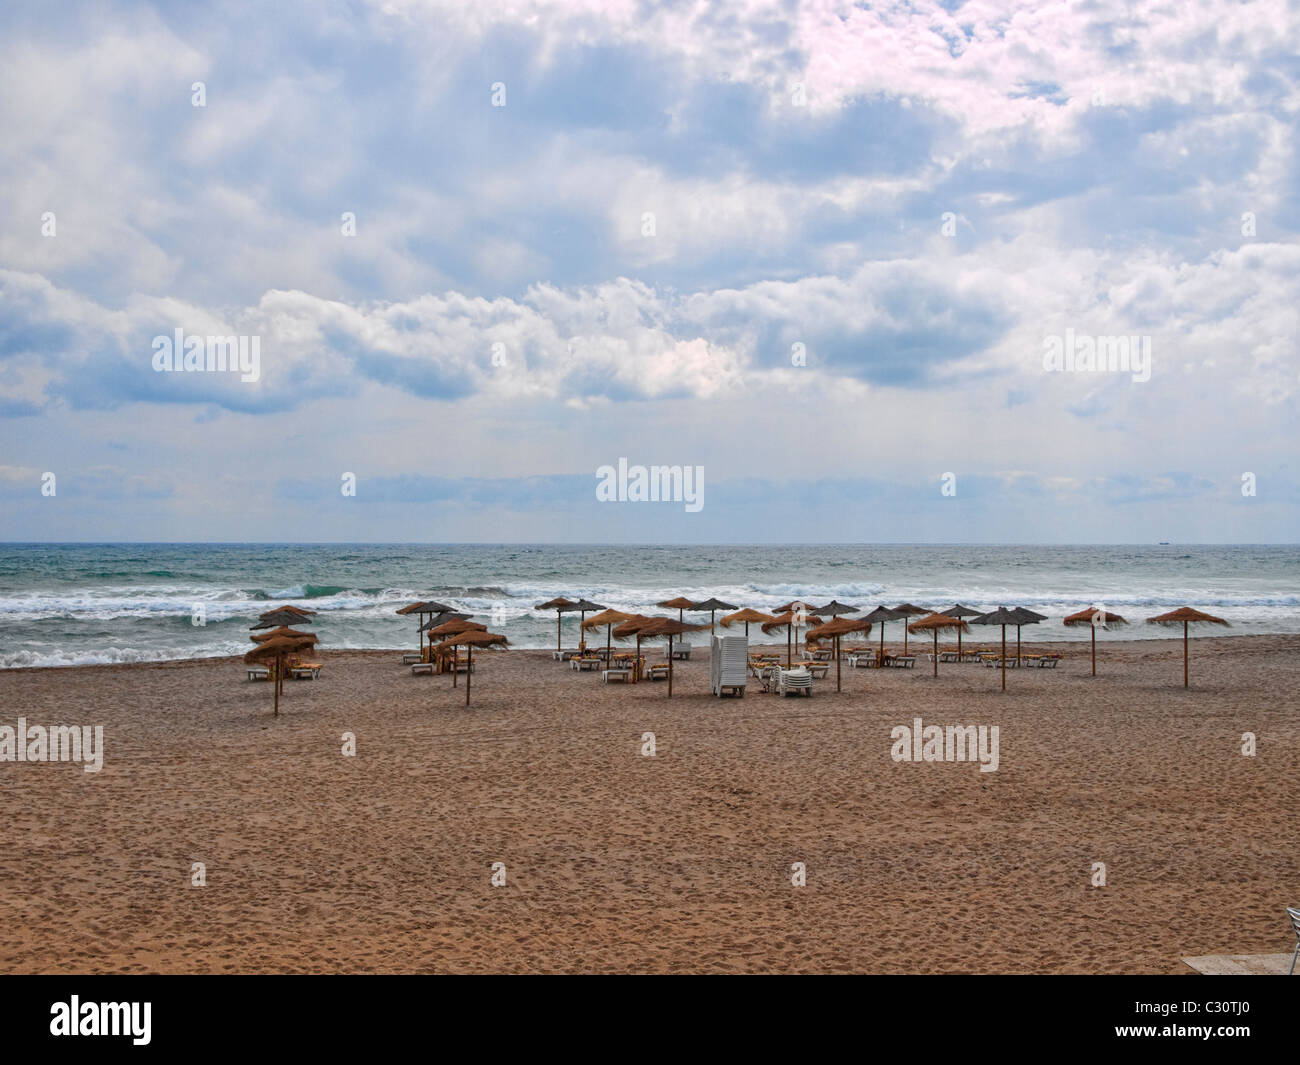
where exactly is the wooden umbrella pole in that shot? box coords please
[1016,625,1022,665]
[957,625,962,659]
[1001,626,1007,692]
[1183,620,1189,688]
[836,635,842,692]
[668,640,673,696]
[466,645,472,706]
[880,623,885,667]
[453,646,458,687]
[786,626,791,669]
[933,630,938,677]
[274,654,281,716]
[1091,624,1096,676]
[556,612,561,652]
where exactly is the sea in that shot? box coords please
[0,543,1296,669]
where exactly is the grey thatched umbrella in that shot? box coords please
[1008,607,1048,665]
[810,600,860,618]
[534,597,579,651]
[252,608,315,630]
[692,597,738,635]
[937,603,982,659]
[1145,606,1229,688]
[1063,606,1127,676]
[762,607,813,668]
[971,607,1020,691]
[612,615,665,682]
[891,603,930,655]
[860,605,904,666]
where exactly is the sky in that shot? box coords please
[0,0,1297,543]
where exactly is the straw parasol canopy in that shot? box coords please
[534,597,579,651]
[692,597,738,635]
[397,600,454,653]
[244,635,316,716]
[423,618,485,686]
[582,608,634,662]
[762,608,813,668]
[428,631,509,706]
[250,626,316,643]
[657,596,698,652]
[805,616,872,691]
[261,604,316,617]
[720,607,780,639]
[907,613,969,677]
[611,614,667,681]
[860,605,904,666]
[1063,606,1127,676]
[970,607,1021,691]
[251,608,316,630]
[891,603,930,654]
[638,617,709,696]
[1145,606,1228,688]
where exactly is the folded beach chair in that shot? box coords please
[777,667,813,697]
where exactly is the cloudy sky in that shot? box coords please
[1,0,1296,543]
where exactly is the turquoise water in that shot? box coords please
[0,543,1296,668]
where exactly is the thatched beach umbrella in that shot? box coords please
[640,617,709,696]
[1063,606,1127,676]
[429,631,509,707]
[937,603,982,659]
[571,599,608,644]
[250,626,316,643]
[891,604,930,655]
[907,613,970,678]
[611,615,664,682]
[810,600,860,619]
[425,618,486,687]
[762,607,811,668]
[720,607,780,639]
[805,616,872,691]
[244,635,315,716]
[397,600,453,655]
[534,597,579,651]
[971,607,1020,691]
[1145,606,1229,688]
[261,604,316,618]
[1008,607,1048,665]
[252,608,316,630]
[692,597,738,635]
[582,608,633,662]
[657,596,698,654]
[860,605,904,666]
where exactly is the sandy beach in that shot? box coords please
[1,633,1296,974]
